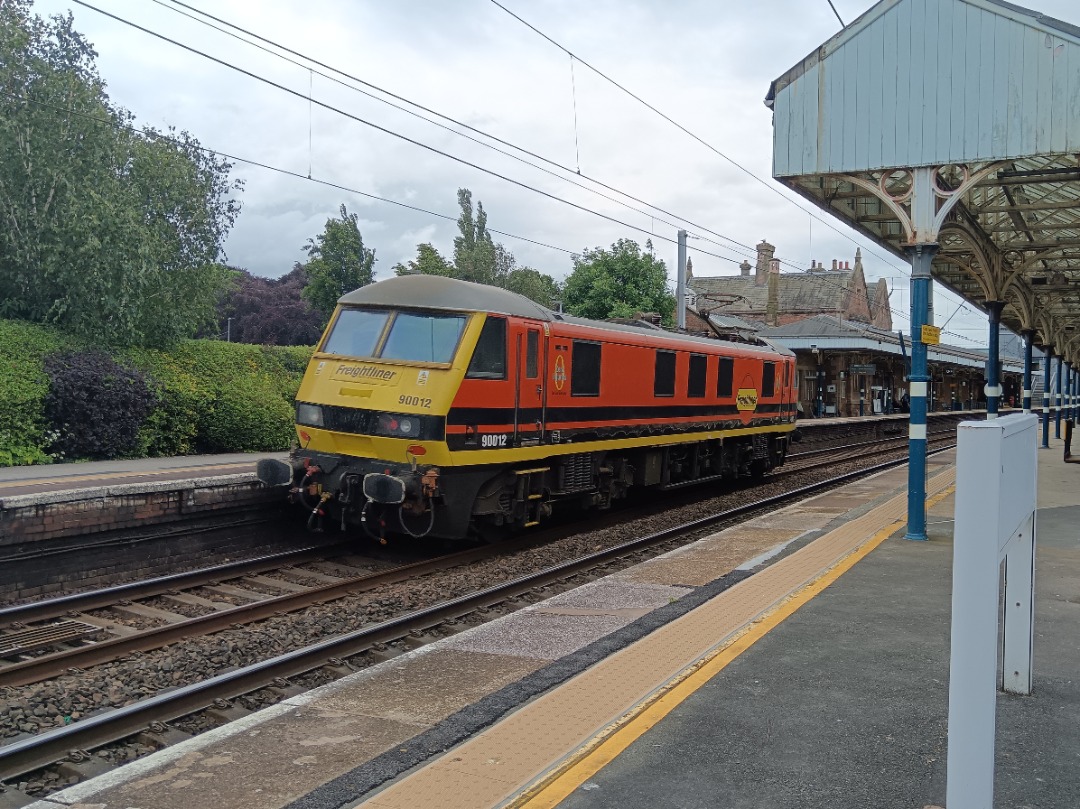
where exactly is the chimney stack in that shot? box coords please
[770,258,780,274]
[739,260,751,277]
[832,259,838,270]
[755,240,775,286]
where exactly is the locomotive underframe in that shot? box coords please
[290,431,788,541]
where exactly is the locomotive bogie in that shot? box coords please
[273,275,798,541]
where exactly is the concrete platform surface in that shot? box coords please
[539,439,1080,809]
[21,430,1079,809]
[0,453,284,499]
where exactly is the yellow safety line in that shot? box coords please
[514,484,956,808]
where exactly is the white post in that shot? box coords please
[947,413,1038,809]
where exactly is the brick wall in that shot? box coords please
[0,476,312,602]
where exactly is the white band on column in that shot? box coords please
[1022,389,1032,398]
[909,423,927,440]
[910,382,928,397]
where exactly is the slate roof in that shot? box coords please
[690,270,865,317]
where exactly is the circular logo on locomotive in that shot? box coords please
[736,374,759,425]
[553,354,567,391]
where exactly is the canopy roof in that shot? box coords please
[767,0,1080,360]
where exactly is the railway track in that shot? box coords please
[0,437,956,793]
[783,425,957,473]
[1,429,950,691]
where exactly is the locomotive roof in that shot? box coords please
[339,275,792,358]
[339,275,554,321]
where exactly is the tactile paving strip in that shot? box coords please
[359,467,956,809]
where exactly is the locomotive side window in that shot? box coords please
[762,362,776,397]
[571,340,602,396]
[381,312,468,363]
[687,354,707,398]
[654,351,676,397]
[526,330,539,378]
[465,316,507,379]
[716,356,734,397]
[321,308,390,358]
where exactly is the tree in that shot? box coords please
[301,204,376,322]
[216,265,323,346]
[452,189,502,287]
[392,243,453,277]
[505,267,561,309]
[0,2,242,347]
[394,189,562,308]
[562,239,675,324]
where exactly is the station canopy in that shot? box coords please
[766,0,1080,359]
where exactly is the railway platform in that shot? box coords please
[22,427,1080,809]
[0,452,284,500]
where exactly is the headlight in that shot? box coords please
[296,403,324,427]
[376,412,419,437]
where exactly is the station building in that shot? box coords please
[687,241,1027,416]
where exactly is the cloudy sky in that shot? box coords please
[28,0,1080,348]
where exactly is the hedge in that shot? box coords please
[0,320,69,466]
[0,319,312,466]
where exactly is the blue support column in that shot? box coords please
[1056,355,1064,438]
[905,244,936,541]
[1022,331,1034,413]
[816,365,825,418]
[986,302,1003,419]
[1043,346,1053,448]
[1066,363,1073,422]
[1067,360,1075,419]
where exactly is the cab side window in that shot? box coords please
[688,354,707,398]
[466,316,507,379]
[654,351,676,397]
[717,357,734,397]
[762,362,776,397]
[571,340,602,396]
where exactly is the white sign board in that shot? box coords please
[946,413,1038,809]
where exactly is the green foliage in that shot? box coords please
[0,2,242,348]
[301,204,376,322]
[562,239,675,325]
[395,189,562,308]
[44,351,156,460]
[505,267,562,309]
[392,243,454,277]
[0,319,69,465]
[0,318,308,465]
[452,189,503,286]
[127,341,305,455]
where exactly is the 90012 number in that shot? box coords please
[399,395,432,408]
[481,433,508,448]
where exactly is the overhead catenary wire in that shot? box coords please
[150,0,766,262]
[148,0,913,294]
[69,0,756,270]
[6,85,984,346]
[483,0,911,276]
[0,89,577,258]
[62,2,986,344]
[483,0,993,338]
[152,0,945,303]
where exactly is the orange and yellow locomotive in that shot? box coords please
[261,274,797,540]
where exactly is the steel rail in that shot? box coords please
[0,444,956,782]
[0,543,348,625]
[0,539,539,689]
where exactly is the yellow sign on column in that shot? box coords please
[921,325,941,344]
